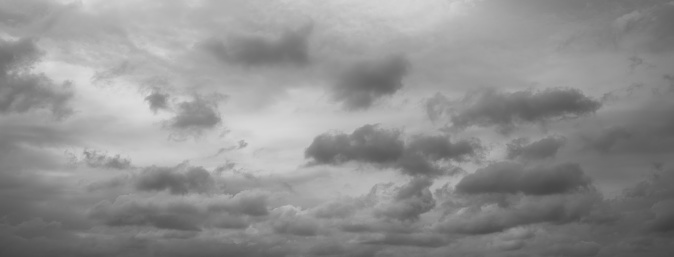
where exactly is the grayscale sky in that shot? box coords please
[1,0,674,256]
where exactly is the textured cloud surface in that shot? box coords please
[2,0,674,256]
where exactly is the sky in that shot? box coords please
[1,0,674,256]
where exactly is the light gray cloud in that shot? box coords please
[305,124,482,176]
[455,162,592,195]
[332,55,409,110]
[441,88,601,133]
[81,149,132,170]
[506,136,566,161]
[374,177,436,221]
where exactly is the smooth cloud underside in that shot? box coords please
[202,23,313,67]
[442,88,601,132]
[305,124,482,176]
[455,162,592,195]
[332,55,409,110]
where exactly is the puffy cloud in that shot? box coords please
[134,164,215,195]
[305,124,482,176]
[445,88,601,133]
[81,149,132,170]
[506,136,566,161]
[332,55,409,110]
[164,95,224,139]
[270,206,319,236]
[455,162,592,195]
[145,90,170,113]
[201,23,313,67]
[0,38,74,118]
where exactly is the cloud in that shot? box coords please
[164,95,224,139]
[506,136,566,161]
[270,206,319,236]
[455,162,592,195]
[435,192,601,235]
[81,149,132,170]
[357,233,448,248]
[444,88,601,132]
[201,23,313,67]
[374,177,436,221]
[545,241,601,257]
[332,55,409,110]
[305,124,482,176]
[134,164,216,195]
[0,38,74,118]
[582,127,632,153]
[145,90,169,113]
[89,191,269,231]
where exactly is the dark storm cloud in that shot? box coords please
[305,124,482,176]
[332,55,409,110]
[436,193,600,235]
[0,38,74,118]
[455,162,591,195]
[201,23,313,67]
[145,90,169,113]
[374,177,436,221]
[446,88,601,132]
[506,136,566,161]
[81,150,132,170]
[135,165,215,194]
[165,95,223,138]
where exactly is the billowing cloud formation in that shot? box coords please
[134,164,215,195]
[165,95,223,138]
[332,55,409,110]
[305,124,482,176]
[436,192,601,235]
[506,136,566,161]
[374,177,436,221]
[455,162,591,195]
[202,23,313,67]
[444,88,601,132]
[81,150,132,170]
[0,38,73,118]
[145,90,169,113]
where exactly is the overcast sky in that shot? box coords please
[1,0,674,256]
